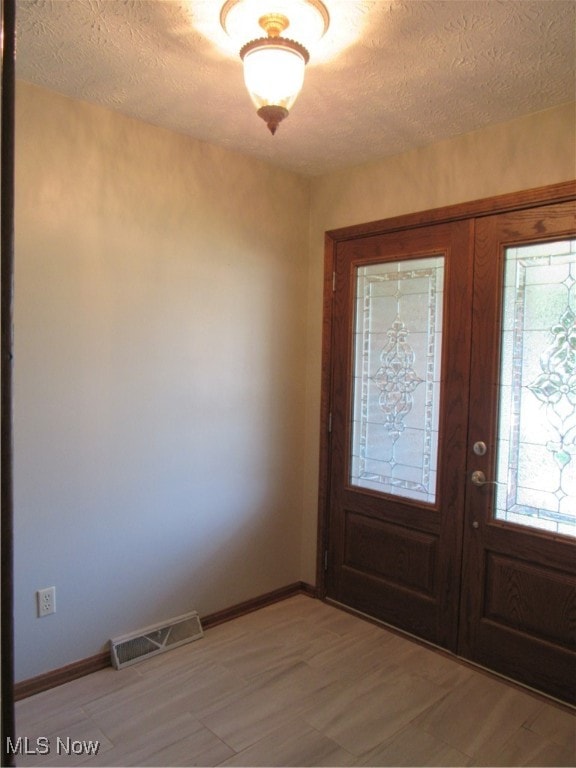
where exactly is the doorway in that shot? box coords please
[317,183,576,704]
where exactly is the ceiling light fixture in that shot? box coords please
[220,0,330,135]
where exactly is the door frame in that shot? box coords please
[316,181,576,596]
[1,0,17,763]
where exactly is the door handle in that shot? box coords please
[471,470,499,487]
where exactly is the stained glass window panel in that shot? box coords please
[495,239,576,537]
[350,257,444,504]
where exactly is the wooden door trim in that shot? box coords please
[326,181,576,243]
[1,0,17,763]
[316,181,576,594]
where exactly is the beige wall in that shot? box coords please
[300,102,576,582]
[14,79,575,679]
[15,81,310,680]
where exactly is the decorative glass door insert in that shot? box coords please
[495,239,576,537]
[350,256,444,504]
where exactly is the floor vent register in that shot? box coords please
[110,610,203,669]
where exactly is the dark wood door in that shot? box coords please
[324,194,576,702]
[326,220,474,651]
[459,203,576,704]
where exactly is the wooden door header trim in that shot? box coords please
[326,181,576,243]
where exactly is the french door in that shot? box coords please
[321,186,576,703]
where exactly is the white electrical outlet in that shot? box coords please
[37,587,56,617]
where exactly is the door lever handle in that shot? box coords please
[471,470,499,487]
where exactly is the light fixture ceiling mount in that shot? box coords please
[220,0,330,135]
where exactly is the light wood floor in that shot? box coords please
[15,595,576,767]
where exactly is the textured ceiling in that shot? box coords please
[16,0,576,176]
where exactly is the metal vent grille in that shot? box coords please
[110,611,203,669]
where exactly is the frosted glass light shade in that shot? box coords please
[242,42,306,111]
[221,0,328,134]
